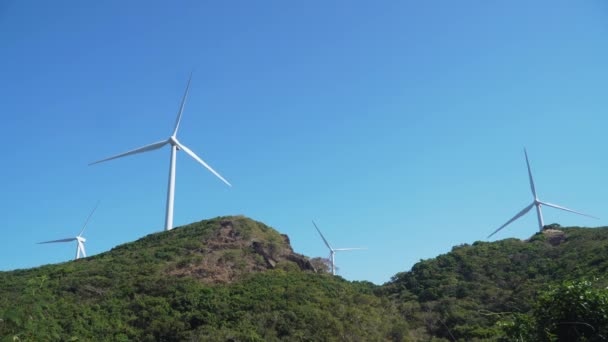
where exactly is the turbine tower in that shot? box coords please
[312,220,366,275]
[38,202,99,260]
[90,75,231,231]
[488,149,597,238]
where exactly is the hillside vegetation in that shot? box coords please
[0,216,405,341]
[1,217,608,341]
[383,226,608,340]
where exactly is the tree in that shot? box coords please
[309,257,331,274]
[500,280,608,341]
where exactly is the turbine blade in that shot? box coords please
[172,73,193,136]
[176,142,232,187]
[312,220,333,250]
[89,140,168,166]
[524,148,538,199]
[78,201,100,237]
[334,248,367,251]
[38,238,76,244]
[488,203,535,238]
[539,201,599,219]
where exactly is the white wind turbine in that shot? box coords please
[312,220,366,275]
[90,75,231,231]
[38,202,99,260]
[488,148,597,238]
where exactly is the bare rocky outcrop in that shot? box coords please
[542,228,566,246]
[166,217,316,284]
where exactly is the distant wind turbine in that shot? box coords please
[488,149,597,238]
[90,75,231,231]
[38,202,99,260]
[312,220,366,275]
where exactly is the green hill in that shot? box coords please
[382,226,608,340]
[0,216,405,341]
[1,217,608,341]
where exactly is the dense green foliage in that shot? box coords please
[500,279,608,341]
[0,269,406,341]
[383,227,608,341]
[2,217,608,341]
[0,216,407,341]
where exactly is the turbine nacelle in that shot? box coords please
[168,136,180,147]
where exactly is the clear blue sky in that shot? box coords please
[1,1,607,284]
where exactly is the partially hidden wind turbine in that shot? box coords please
[38,202,99,260]
[312,220,366,275]
[90,75,231,231]
[488,149,597,238]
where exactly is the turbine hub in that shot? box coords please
[77,236,86,243]
[169,136,180,149]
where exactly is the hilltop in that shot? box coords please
[1,217,608,341]
[108,215,316,284]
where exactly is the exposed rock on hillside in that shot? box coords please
[542,228,566,246]
[164,216,316,283]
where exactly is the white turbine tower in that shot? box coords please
[38,202,99,260]
[488,148,597,238]
[90,75,231,231]
[312,220,366,275]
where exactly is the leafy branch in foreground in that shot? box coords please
[499,279,608,341]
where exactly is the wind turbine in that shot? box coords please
[488,148,597,238]
[90,75,231,231]
[38,202,99,260]
[312,220,366,275]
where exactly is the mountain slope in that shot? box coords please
[382,226,608,340]
[0,216,405,341]
[2,217,608,341]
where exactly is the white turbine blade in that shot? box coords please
[539,201,599,219]
[176,142,232,187]
[38,238,76,244]
[89,140,168,166]
[334,248,367,251]
[524,148,538,199]
[78,201,100,237]
[312,220,333,250]
[488,203,535,238]
[172,73,192,136]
